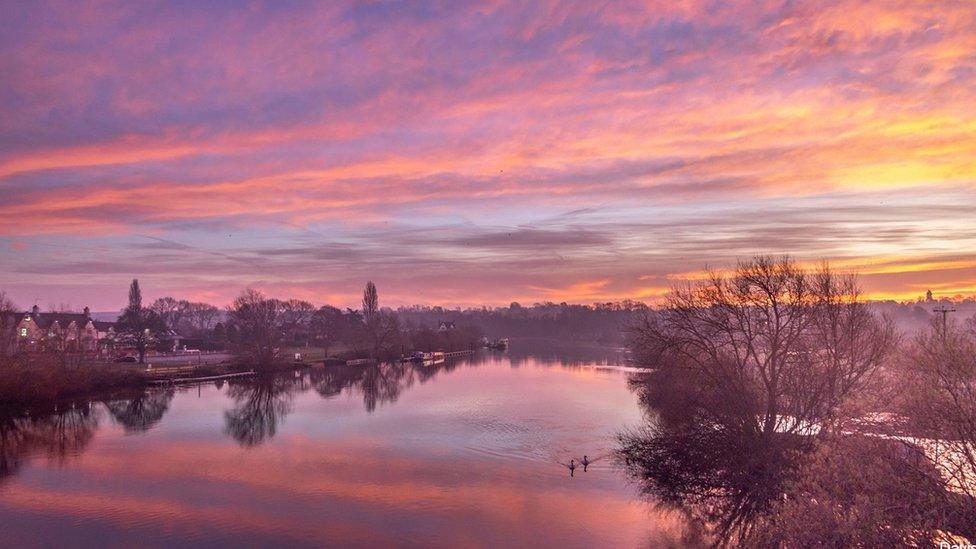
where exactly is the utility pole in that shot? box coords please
[933,305,956,336]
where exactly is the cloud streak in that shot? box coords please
[0,1,974,308]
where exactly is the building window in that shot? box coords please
[20,328,27,337]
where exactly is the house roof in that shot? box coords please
[7,311,94,330]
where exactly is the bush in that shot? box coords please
[753,435,970,546]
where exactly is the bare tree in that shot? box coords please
[372,310,404,360]
[227,289,285,368]
[181,302,221,337]
[149,297,188,331]
[281,299,315,346]
[628,256,893,437]
[901,319,976,501]
[619,257,903,545]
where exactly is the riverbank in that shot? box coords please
[0,345,485,406]
[0,353,262,406]
[0,355,147,406]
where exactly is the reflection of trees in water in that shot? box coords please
[221,356,479,445]
[359,362,412,412]
[311,364,364,398]
[310,358,476,412]
[103,389,175,434]
[311,362,415,412]
[618,368,807,546]
[224,376,299,447]
[0,405,99,482]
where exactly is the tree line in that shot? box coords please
[106,280,649,365]
[113,279,483,366]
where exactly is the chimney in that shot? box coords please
[31,304,40,315]
[83,306,90,317]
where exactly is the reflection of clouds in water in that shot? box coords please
[0,351,677,546]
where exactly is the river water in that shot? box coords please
[0,344,692,547]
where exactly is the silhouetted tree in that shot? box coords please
[182,302,221,337]
[149,297,188,331]
[619,256,902,545]
[281,299,315,346]
[311,305,357,354]
[357,282,403,359]
[627,256,893,438]
[227,289,285,368]
[117,279,165,363]
[0,291,17,356]
[362,281,378,326]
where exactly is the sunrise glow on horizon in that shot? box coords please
[2,1,975,310]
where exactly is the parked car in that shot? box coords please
[113,356,137,363]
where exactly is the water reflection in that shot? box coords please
[312,362,415,412]
[506,338,626,368]
[103,389,175,434]
[0,344,637,475]
[618,367,807,546]
[0,349,672,547]
[225,358,475,447]
[224,376,297,447]
[312,355,483,410]
[0,405,99,483]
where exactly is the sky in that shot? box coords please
[1,0,975,311]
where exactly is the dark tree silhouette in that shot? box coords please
[0,290,16,356]
[117,279,165,363]
[626,256,893,438]
[227,288,285,368]
[618,256,908,545]
[362,281,378,327]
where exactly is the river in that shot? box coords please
[0,343,693,547]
